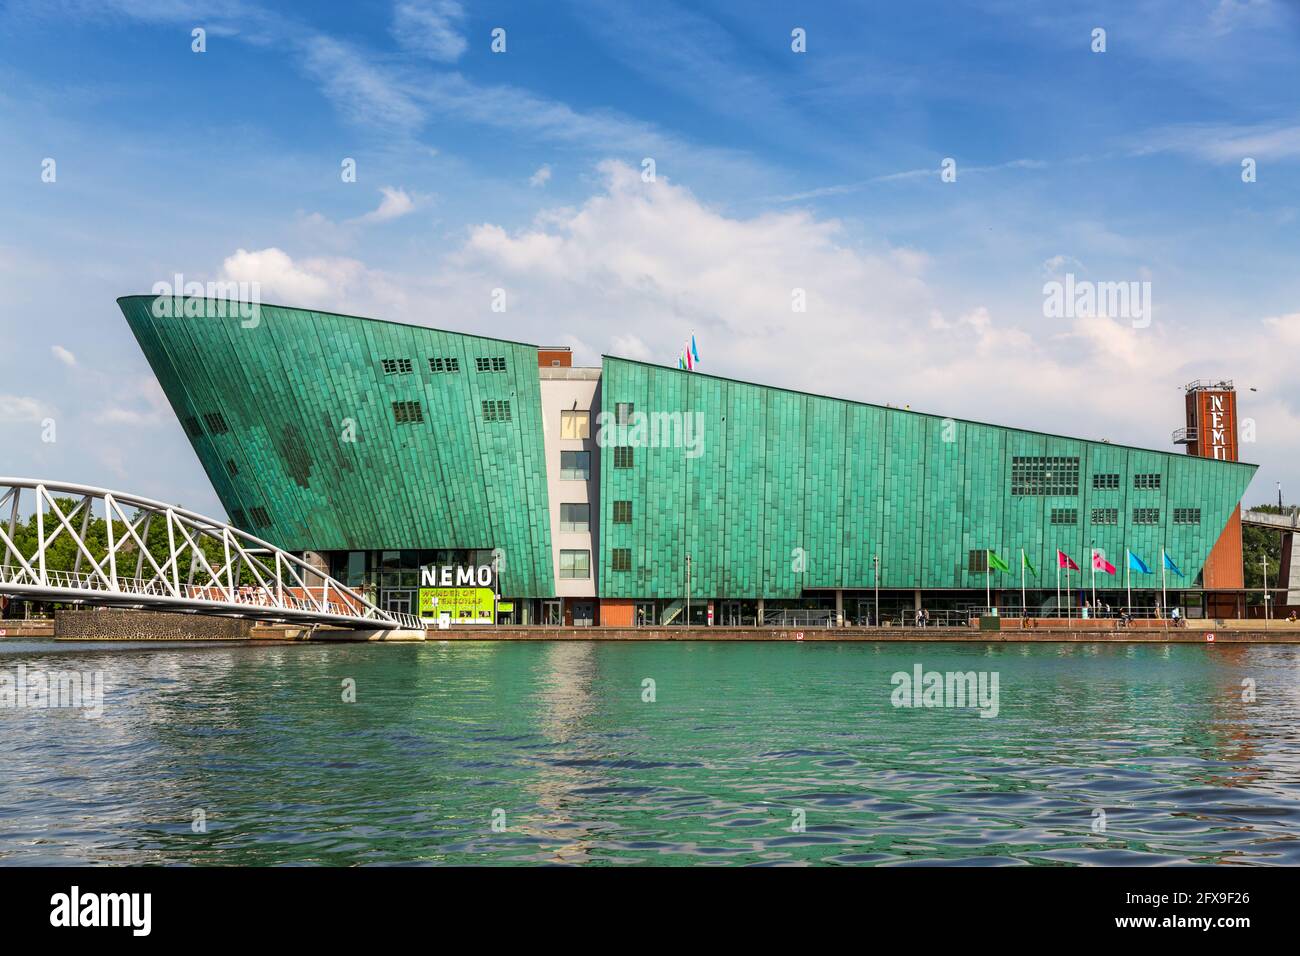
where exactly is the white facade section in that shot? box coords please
[539,367,602,598]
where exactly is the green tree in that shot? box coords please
[1242,502,1286,594]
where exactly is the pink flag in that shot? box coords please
[1092,550,1116,575]
[1057,550,1080,571]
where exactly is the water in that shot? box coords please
[2,639,1299,865]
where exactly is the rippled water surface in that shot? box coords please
[2,639,1299,865]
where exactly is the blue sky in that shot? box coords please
[2,0,1299,514]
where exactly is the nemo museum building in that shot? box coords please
[119,296,1258,626]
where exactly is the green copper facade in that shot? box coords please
[118,296,555,597]
[597,357,1256,597]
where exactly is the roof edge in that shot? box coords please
[116,294,544,350]
[598,353,1261,470]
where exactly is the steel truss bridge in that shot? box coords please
[0,478,422,631]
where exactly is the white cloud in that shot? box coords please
[0,394,52,423]
[353,186,419,224]
[1139,122,1300,163]
[219,247,368,306]
[93,377,171,428]
[51,344,77,367]
[298,34,427,132]
[529,164,552,188]
[392,0,467,63]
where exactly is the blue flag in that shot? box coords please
[1127,551,1151,574]
[691,333,700,364]
[1163,552,1184,577]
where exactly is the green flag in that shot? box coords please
[1022,552,1037,576]
[987,550,1012,574]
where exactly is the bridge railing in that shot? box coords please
[0,478,417,630]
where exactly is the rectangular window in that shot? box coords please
[612,548,632,572]
[1133,507,1160,525]
[392,400,424,424]
[560,451,590,480]
[249,506,272,527]
[203,412,229,435]
[225,458,239,477]
[613,446,634,469]
[1134,473,1162,490]
[560,410,590,439]
[481,399,512,422]
[559,549,590,579]
[560,503,590,533]
[612,500,632,524]
[183,415,203,437]
[615,402,635,425]
[1050,508,1077,525]
[1091,507,1119,525]
[429,357,460,373]
[967,550,989,574]
[229,508,247,528]
[1174,508,1201,524]
[1091,473,1120,490]
[475,356,508,373]
[1010,456,1079,496]
[381,358,413,375]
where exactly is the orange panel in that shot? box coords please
[599,599,635,627]
[1203,505,1245,590]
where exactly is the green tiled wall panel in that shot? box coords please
[118,297,555,596]
[599,357,1257,598]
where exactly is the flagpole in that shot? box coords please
[1161,546,1167,617]
[1055,550,1060,619]
[1021,548,1026,617]
[986,549,991,615]
[1090,549,1096,613]
[1126,549,1131,613]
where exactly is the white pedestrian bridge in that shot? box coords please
[0,478,423,631]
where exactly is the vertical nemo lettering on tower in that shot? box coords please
[1184,383,1244,600]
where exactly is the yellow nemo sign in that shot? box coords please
[418,587,495,624]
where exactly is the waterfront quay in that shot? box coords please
[6,608,1296,644]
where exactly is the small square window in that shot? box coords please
[203,412,229,434]
[481,399,512,422]
[1090,508,1118,525]
[249,506,272,527]
[475,356,508,373]
[392,400,424,424]
[561,451,590,480]
[612,500,632,524]
[559,549,590,579]
[612,548,632,572]
[615,402,635,425]
[561,410,590,439]
[225,458,239,477]
[613,446,634,469]
[429,357,460,373]
[560,503,590,533]
[381,358,413,375]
